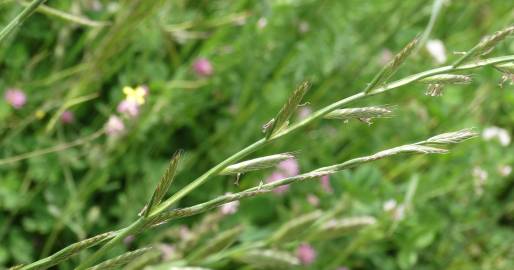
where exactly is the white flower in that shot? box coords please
[482,126,511,146]
[426,39,447,64]
[257,17,267,29]
[473,166,488,196]
[298,21,310,33]
[383,199,405,221]
[393,204,405,221]
[498,165,512,177]
[473,167,488,183]
[383,199,397,212]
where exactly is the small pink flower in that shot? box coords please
[117,99,140,118]
[266,171,289,194]
[307,194,319,207]
[192,58,213,77]
[220,193,240,215]
[296,243,316,265]
[4,88,26,109]
[158,244,176,260]
[60,110,74,124]
[278,158,299,177]
[379,49,393,66]
[320,175,333,193]
[298,106,312,120]
[105,115,125,136]
[257,17,267,29]
[179,226,192,241]
[123,235,135,246]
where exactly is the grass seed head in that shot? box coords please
[220,153,295,175]
[423,128,478,145]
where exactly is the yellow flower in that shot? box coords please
[123,86,146,105]
[35,110,45,119]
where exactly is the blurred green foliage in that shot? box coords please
[0,0,513,269]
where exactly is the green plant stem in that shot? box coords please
[20,54,514,270]
[19,0,111,27]
[416,0,444,52]
[74,218,146,270]
[85,54,514,267]
[0,129,105,166]
[152,54,514,216]
[0,0,47,43]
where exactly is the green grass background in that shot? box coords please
[0,0,513,269]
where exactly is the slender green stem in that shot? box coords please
[19,54,514,270]
[19,0,111,27]
[0,0,47,43]
[452,43,483,68]
[415,0,444,52]
[0,129,105,166]
[74,218,146,270]
[149,139,269,215]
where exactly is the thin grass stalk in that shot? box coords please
[75,218,147,270]
[19,1,111,27]
[147,136,460,227]
[152,55,514,217]
[23,54,514,270]
[452,25,514,67]
[0,129,105,166]
[0,0,47,43]
[86,247,153,270]
[20,232,116,270]
[415,0,445,52]
[363,36,419,93]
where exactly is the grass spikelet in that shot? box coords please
[265,81,310,139]
[144,150,183,217]
[124,249,161,270]
[495,62,514,73]
[86,247,153,270]
[0,0,47,43]
[476,25,514,56]
[453,25,514,67]
[313,216,377,239]
[234,249,300,269]
[23,231,115,270]
[314,144,447,174]
[269,210,323,243]
[419,74,472,84]
[364,36,419,93]
[324,106,394,123]
[188,225,244,261]
[422,128,478,145]
[220,153,295,175]
[168,267,213,270]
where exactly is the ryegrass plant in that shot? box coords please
[8,21,512,268]
[2,0,514,268]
